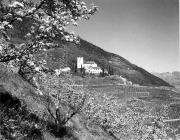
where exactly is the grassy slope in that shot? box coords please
[0,64,81,140]
[0,64,117,140]
[0,64,51,139]
[0,65,49,117]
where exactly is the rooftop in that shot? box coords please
[84,61,96,64]
[87,66,102,70]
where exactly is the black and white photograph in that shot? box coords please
[0,0,179,139]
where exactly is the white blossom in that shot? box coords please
[9,1,24,8]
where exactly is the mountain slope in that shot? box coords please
[9,19,172,87]
[45,39,172,87]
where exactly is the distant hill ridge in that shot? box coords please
[153,72,180,89]
[10,19,172,87]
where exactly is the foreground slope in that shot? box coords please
[0,64,116,140]
[1,63,180,139]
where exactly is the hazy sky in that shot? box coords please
[71,0,179,73]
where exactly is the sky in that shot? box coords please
[70,0,179,73]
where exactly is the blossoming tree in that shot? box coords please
[0,0,98,80]
[0,0,97,133]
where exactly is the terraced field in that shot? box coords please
[72,76,180,104]
[71,76,180,136]
[86,84,179,103]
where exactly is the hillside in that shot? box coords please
[153,72,180,90]
[9,18,172,87]
[0,64,117,140]
[1,63,180,139]
[44,39,172,87]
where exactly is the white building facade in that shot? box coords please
[77,57,84,69]
[77,57,102,74]
[83,61,97,69]
[85,66,102,74]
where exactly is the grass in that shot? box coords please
[0,93,43,139]
[86,83,179,100]
[0,64,77,140]
[0,64,50,120]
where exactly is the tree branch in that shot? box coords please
[4,0,46,30]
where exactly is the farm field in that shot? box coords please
[85,84,180,105]
[72,76,180,103]
[83,82,180,136]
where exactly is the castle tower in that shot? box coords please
[77,57,84,69]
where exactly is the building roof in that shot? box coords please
[84,61,96,65]
[87,66,102,70]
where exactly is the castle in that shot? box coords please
[77,57,102,74]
